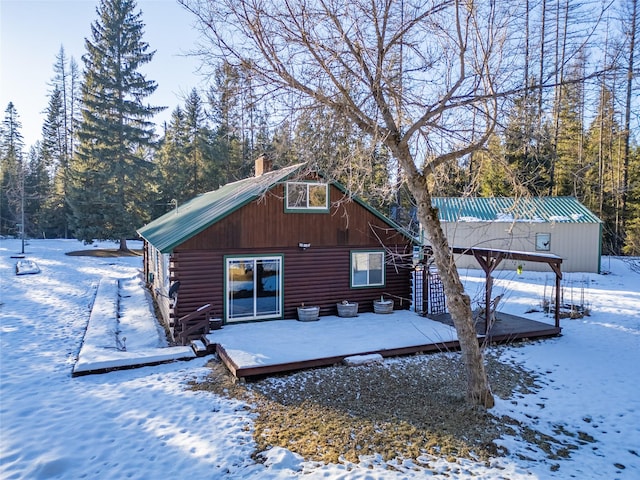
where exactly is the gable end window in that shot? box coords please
[285,182,329,212]
[351,251,385,287]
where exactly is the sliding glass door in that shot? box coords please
[226,256,283,322]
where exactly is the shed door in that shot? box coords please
[226,256,283,322]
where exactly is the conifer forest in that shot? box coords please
[1,0,638,255]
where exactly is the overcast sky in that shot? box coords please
[0,0,205,149]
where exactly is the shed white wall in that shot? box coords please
[439,221,601,273]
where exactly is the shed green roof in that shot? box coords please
[138,164,303,253]
[432,197,602,224]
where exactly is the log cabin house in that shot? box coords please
[137,158,415,344]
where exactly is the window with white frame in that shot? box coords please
[351,251,385,287]
[535,232,551,251]
[285,182,329,211]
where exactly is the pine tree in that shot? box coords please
[184,88,215,194]
[208,62,251,182]
[51,46,78,164]
[48,47,81,237]
[622,144,640,255]
[503,85,553,195]
[620,0,638,252]
[0,102,25,237]
[552,58,586,197]
[155,106,190,211]
[68,0,163,250]
[277,102,396,214]
[40,89,69,238]
[584,86,624,253]
[24,143,53,238]
[472,134,517,197]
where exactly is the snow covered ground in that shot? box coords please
[1,238,639,479]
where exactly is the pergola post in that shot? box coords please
[472,250,505,336]
[423,245,563,334]
[549,263,563,329]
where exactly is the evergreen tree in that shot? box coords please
[155,106,190,212]
[622,144,640,255]
[619,0,638,251]
[208,62,251,182]
[184,88,215,194]
[24,143,53,238]
[552,58,586,197]
[584,86,624,253]
[68,0,163,250]
[0,102,25,236]
[503,85,553,196]
[41,87,65,172]
[48,47,81,237]
[268,119,296,166]
[51,46,77,163]
[41,86,68,237]
[473,135,516,197]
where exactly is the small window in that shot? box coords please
[286,182,328,211]
[351,251,385,287]
[536,233,551,251]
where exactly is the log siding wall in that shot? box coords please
[155,181,414,325]
[171,245,412,323]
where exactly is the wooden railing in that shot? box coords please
[177,303,214,346]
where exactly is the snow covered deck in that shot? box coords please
[206,310,561,378]
[73,277,195,376]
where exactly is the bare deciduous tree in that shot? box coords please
[180,0,546,407]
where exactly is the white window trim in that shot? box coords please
[535,232,551,251]
[285,181,329,211]
[351,251,385,288]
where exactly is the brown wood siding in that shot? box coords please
[179,184,408,250]
[170,251,224,321]
[171,245,413,324]
[164,182,414,327]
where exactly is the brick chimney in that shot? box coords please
[255,155,272,176]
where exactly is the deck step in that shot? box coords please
[202,334,216,348]
[190,339,208,357]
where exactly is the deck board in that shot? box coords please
[429,311,562,342]
[209,311,561,378]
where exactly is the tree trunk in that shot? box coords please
[407,173,495,408]
[622,0,637,237]
[119,237,128,252]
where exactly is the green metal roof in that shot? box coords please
[138,163,415,253]
[137,164,303,253]
[432,197,602,224]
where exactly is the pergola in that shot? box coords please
[424,246,563,335]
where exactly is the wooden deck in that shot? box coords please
[207,311,561,379]
[429,311,563,344]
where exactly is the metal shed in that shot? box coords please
[430,197,603,273]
